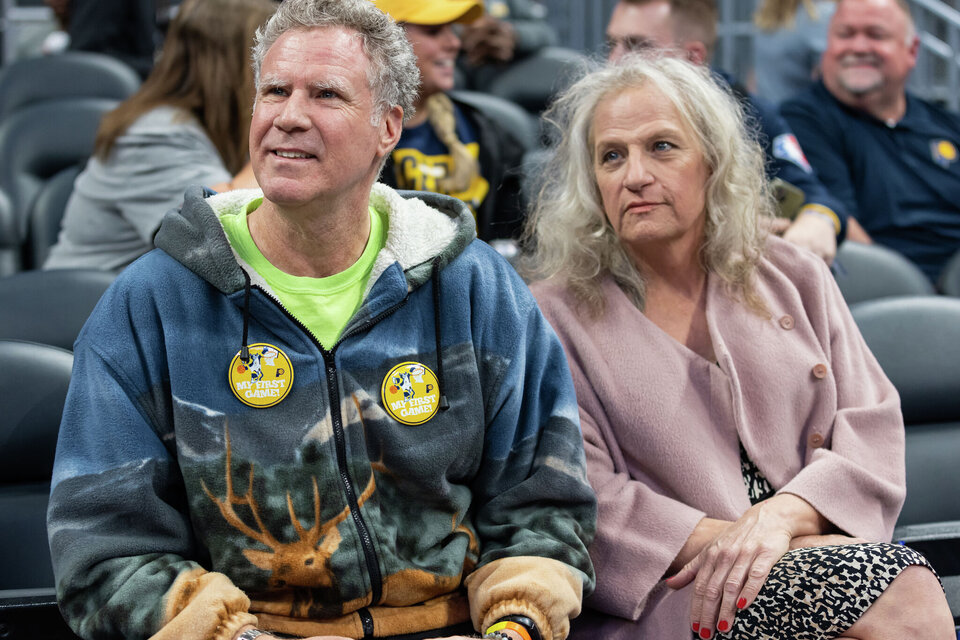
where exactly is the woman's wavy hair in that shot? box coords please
[252,0,420,125]
[521,54,775,316]
[94,0,275,174]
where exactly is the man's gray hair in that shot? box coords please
[522,54,773,316]
[252,0,420,123]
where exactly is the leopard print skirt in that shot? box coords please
[692,445,937,639]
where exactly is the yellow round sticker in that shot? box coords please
[938,140,958,161]
[381,361,441,425]
[228,343,293,408]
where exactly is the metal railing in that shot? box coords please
[911,0,960,111]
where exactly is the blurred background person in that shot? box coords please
[374,0,527,242]
[752,0,836,106]
[782,0,960,285]
[44,0,274,272]
[524,55,953,639]
[457,0,558,90]
[67,0,158,78]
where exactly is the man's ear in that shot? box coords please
[683,41,708,66]
[377,105,404,157]
[906,34,920,70]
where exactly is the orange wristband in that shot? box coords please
[484,620,532,640]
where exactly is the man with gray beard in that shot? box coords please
[783,0,960,285]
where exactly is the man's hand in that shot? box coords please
[233,628,351,640]
[782,211,838,264]
[758,216,791,236]
[429,631,523,640]
[845,216,873,244]
[460,16,517,65]
[427,630,525,640]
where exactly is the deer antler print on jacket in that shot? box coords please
[201,426,376,588]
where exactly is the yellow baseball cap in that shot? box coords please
[373,0,485,25]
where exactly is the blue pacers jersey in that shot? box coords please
[784,81,960,282]
[390,103,490,218]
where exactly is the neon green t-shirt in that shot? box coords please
[219,196,386,350]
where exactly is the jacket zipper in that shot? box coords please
[324,351,383,605]
[249,285,409,608]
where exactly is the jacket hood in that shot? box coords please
[154,183,477,296]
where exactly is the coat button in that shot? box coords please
[779,315,794,330]
[809,433,825,448]
[812,363,828,379]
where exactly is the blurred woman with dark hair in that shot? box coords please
[45,0,275,271]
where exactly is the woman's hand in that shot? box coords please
[665,494,829,638]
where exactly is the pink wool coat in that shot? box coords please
[531,237,905,639]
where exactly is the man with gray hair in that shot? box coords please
[783,0,960,284]
[46,2,596,640]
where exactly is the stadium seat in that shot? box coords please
[833,241,935,304]
[25,166,81,270]
[0,188,20,277]
[0,269,116,350]
[0,339,72,590]
[449,90,540,152]
[939,249,960,298]
[485,46,590,116]
[0,98,115,271]
[852,296,960,624]
[0,339,80,639]
[0,51,138,122]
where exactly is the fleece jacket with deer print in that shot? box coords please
[47,183,596,640]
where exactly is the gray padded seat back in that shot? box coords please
[0,188,20,277]
[486,47,590,116]
[940,250,960,298]
[0,98,116,239]
[26,166,82,270]
[853,296,960,627]
[0,51,139,121]
[0,339,73,590]
[0,269,116,350]
[0,340,73,483]
[852,296,960,525]
[894,422,960,526]
[448,90,539,152]
[833,241,935,304]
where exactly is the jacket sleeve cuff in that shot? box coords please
[466,556,584,640]
[150,568,257,640]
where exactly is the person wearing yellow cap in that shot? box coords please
[374,0,528,242]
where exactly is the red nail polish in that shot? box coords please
[718,620,729,632]
[700,628,711,639]
[692,623,700,632]
[737,597,747,609]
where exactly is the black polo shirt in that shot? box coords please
[783,81,960,283]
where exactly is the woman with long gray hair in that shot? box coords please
[525,55,953,639]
